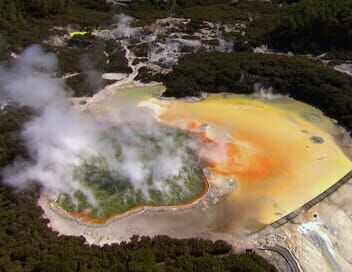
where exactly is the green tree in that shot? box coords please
[271,0,352,53]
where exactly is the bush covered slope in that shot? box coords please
[271,0,352,53]
[0,107,31,167]
[0,0,113,50]
[163,52,352,130]
[0,180,276,271]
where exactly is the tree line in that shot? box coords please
[0,0,109,22]
[271,0,352,53]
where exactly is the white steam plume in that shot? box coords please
[0,45,197,204]
[113,14,136,39]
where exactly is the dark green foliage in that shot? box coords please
[64,74,111,97]
[0,0,110,21]
[180,1,284,48]
[0,36,10,60]
[0,107,31,167]
[322,50,352,63]
[0,0,113,51]
[272,0,300,3]
[133,42,149,58]
[271,0,352,53]
[163,52,352,130]
[0,183,276,272]
[124,0,352,54]
[164,252,276,272]
[136,66,165,83]
[46,38,131,97]
[222,254,278,272]
[123,0,284,48]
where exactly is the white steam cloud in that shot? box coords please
[113,14,136,39]
[0,45,197,204]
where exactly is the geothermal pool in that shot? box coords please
[62,84,351,233]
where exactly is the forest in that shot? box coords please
[271,0,352,53]
[0,0,110,20]
[0,0,113,50]
[163,52,352,130]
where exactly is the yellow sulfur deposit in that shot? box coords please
[82,85,352,228]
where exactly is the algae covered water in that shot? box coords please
[58,121,205,223]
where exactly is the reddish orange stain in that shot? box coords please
[69,119,273,224]
[193,129,273,181]
[186,120,199,130]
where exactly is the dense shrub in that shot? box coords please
[0,107,31,167]
[0,0,113,50]
[0,177,276,271]
[43,38,131,97]
[271,0,352,53]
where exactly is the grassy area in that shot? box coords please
[59,128,205,219]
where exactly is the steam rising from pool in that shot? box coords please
[0,46,199,208]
